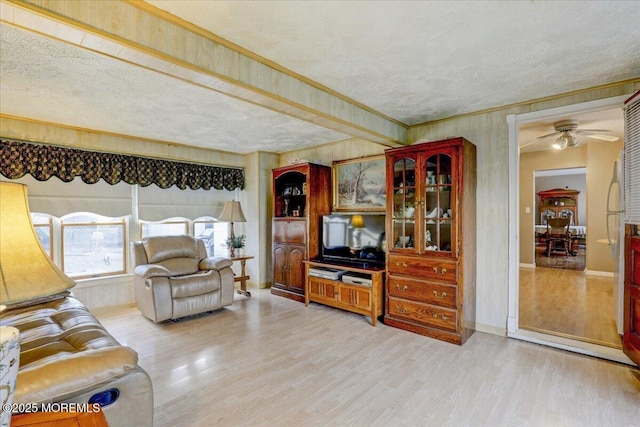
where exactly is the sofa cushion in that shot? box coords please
[170,271,220,298]
[143,235,199,264]
[0,296,139,404]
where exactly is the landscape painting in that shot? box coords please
[333,155,386,212]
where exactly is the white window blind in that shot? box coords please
[624,92,640,224]
[1,175,132,217]
[137,185,227,221]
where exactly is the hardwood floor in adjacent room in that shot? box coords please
[519,267,621,348]
[94,289,639,427]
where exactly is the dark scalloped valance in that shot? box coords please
[0,140,244,191]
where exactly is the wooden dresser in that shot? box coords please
[384,137,476,345]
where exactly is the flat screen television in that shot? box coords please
[320,213,386,268]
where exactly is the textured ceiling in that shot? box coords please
[147,0,640,124]
[1,1,639,154]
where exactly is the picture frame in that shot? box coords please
[332,154,386,212]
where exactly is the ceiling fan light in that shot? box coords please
[567,134,578,147]
[553,134,569,150]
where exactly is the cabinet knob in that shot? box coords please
[395,304,408,314]
[396,262,408,267]
[395,284,408,291]
[432,267,447,274]
[432,290,447,299]
[432,312,449,321]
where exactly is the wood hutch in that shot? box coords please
[537,188,580,225]
[271,163,332,302]
[384,137,477,345]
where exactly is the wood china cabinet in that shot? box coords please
[537,188,580,225]
[384,137,476,345]
[271,163,332,302]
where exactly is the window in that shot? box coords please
[140,218,189,239]
[193,217,228,257]
[31,213,53,259]
[61,213,127,279]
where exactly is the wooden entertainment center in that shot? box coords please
[271,163,332,302]
[303,260,384,326]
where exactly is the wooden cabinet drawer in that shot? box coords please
[388,276,457,309]
[339,284,372,311]
[388,296,458,332]
[308,276,338,302]
[309,277,373,311]
[273,219,306,244]
[388,254,457,282]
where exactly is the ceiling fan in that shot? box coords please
[536,120,619,150]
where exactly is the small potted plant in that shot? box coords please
[225,235,246,253]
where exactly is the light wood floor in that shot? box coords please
[94,289,640,427]
[519,267,622,348]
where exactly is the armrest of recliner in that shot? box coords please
[199,257,233,271]
[15,346,139,404]
[134,264,170,278]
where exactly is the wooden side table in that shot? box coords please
[229,254,254,297]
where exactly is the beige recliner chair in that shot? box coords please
[131,235,235,322]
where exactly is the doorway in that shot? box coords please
[507,95,633,365]
[533,169,586,271]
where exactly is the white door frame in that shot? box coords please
[507,94,634,365]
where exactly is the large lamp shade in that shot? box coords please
[218,201,247,223]
[0,182,75,305]
[218,200,246,257]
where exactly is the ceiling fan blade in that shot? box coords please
[520,139,542,148]
[535,131,562,140]
[573,129,613,134]
[579,133,620,142]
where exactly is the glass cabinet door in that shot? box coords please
[391,157,417,250]
[423,153,453,253]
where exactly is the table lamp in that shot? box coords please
[0,182,75,305]
[218,200,247,257]
[351,215,365,248]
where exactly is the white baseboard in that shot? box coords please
[475,322,507,336]
[585,270,614,277]
[519,263,536,269]
[508,329,634,366]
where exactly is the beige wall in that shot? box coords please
[519,142,623,272]
[519,146,588,265]
[243,151,279,288]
